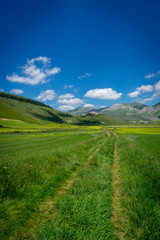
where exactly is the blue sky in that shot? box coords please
[1,0,160,111]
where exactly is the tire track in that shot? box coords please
[112,134,128,240]
[16,132,110,239]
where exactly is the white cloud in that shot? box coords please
[36,90,56,101]
[0,88,4,92]
[10,89,24,95]
[6,57,61,85]
[136,85,153,92]
[84,88,122,100]
[78,73,93,79]
[83,104,94,108]
[100,105,106,108]
[128,84,153,98]
[64,85,73,89]
[27,56,50,64]
[45,67,61,76]
[57,98,84,106]
[155,80,160,91]
[58,93,74,99]
[127,90,140,98]
[58,105,75,111]
[144,73,156,79]
[144,71,160,79]
[136,81,160,103]
[141,92,160,103]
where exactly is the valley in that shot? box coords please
[0,92,160,239]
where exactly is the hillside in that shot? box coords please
[72,113,124,125]
[0,92,122,126]
[0,92,72,124]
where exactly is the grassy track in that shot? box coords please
[35,133,116,240]
[18,134,108,239]
[0,130,105,239]
[111,134,126,240]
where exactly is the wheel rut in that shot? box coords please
[112,134,128,240]
[16,132,110,239]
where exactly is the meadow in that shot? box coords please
[0,121,160,239]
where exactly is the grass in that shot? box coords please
[0,129,105,239]
[117,134,160,239]
[35,134,116,240]
[114,127,160,134]
[0,122,160,239]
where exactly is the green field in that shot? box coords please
[0,121,160,239]
[0,124,160,240]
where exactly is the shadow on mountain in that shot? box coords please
[32,110,64,123]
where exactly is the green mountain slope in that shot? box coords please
[72,113,124,125]
[0,92,71,124]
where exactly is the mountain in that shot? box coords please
[69,106,97,116]
[69,102,160,122]
[0,92,122,126]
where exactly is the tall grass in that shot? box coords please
[117,134,160,239]
[35,135,116,240]
[0,131,105,239]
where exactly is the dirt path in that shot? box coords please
[111,134,128,240]
[15,133,110,239]
[0,118,24,122]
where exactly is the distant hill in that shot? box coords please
[71,113,124,125]
[0,92,122,125]
[69,106,97,116]
[69,102,160,122]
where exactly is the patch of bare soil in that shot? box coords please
[0,118,24,122]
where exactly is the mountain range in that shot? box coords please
[0,92,122,126]
[1,92,159,125]
[69,102,160,122]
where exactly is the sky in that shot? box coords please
[1,0,160,111]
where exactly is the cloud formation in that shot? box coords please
[10,89,24,95]
[58,105,75,111]
[57,97,84,106]
[144,71,160,79]
[0,88,4,92]
[36,90,56,101]
[135,81,160,103]
[128,84,153,98]
[136,85,153,92]
[58,93,74,99]
[78,73,93,79]
[83,103,95,108]
[127,90,140,98]
[6,57,61,85]
[84,88,122,100]
[155,80,160,91]
[141,92,160,103]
